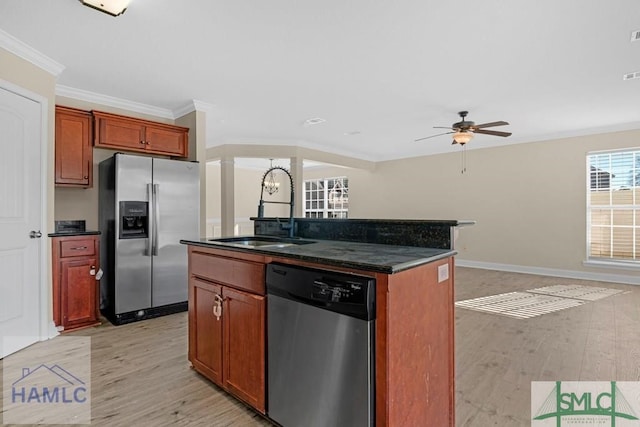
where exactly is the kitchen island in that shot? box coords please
[181,218,467,427]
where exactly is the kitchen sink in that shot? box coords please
[208,236,316,248]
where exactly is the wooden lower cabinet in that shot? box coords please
[52,235,101,332]
[190,278,223,384]
[188,247,266,414]
[60,257,99,330]
[222,286,265,410]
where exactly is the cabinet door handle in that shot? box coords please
[140,140,146,145]
[70,246,87,250]
[213,294,223,320]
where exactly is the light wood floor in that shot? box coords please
[1,267,638,426]
[454,268,640,426]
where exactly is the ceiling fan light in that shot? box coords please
[81,0,130,16]
[453,131,473,145]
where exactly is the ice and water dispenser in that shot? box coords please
[119,201,148,239]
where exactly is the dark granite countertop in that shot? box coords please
[48,230,101,237]
[180,237,455,274]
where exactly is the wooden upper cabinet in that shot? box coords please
[93,110,189,158]
[55,106,93,188]
[94,113,146,151]
[144,125,188,156]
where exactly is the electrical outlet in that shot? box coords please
[438,264,449,283]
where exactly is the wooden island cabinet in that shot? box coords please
[186,243,455,426]
[188,246,266,413]
[51,234,101,332]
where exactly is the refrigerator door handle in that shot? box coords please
[152,183,160,256]
[146,183,153,256]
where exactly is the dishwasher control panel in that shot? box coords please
[266,263,376,321]
[312,278,365,303]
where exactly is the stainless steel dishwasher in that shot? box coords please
[266,263,376,427]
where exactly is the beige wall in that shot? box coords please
[175,110,206,234]
[341,130,640,282]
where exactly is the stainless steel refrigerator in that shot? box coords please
[99,153,200,324]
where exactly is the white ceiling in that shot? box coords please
[1,0,640,162]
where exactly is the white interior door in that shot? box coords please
[0,85,44,358]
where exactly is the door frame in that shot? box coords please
[0,78,56,344]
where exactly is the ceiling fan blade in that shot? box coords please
[433,126,454,130]
[473,121,509,129]
[474,129,512,137]
[414,131,454,142]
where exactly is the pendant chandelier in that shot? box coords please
[263,159,280,195]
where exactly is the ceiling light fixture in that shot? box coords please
[303,117,326,127]
[263,159,280,196]
[452,131,474,145]
[80,0,130,16]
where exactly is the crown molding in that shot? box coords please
[192,99,215,113]
[0,29,64,77]
[173,99,216,118]
[172,100,196,118]
[55,84,174,119]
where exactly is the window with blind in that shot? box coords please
[587,149,640,264]
[303,177,349,218]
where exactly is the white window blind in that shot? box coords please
[587,149,640,264]
[303,177,349,219]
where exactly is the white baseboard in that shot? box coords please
[455,259,640,286]
[44,320,60,341]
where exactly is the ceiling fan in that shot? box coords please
[415,111,512,145]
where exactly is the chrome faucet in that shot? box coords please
[257,166,295,238]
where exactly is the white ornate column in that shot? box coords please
[220,156,235,236]
[289,156,304,217]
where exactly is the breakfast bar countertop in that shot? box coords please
[180,237,456,274]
